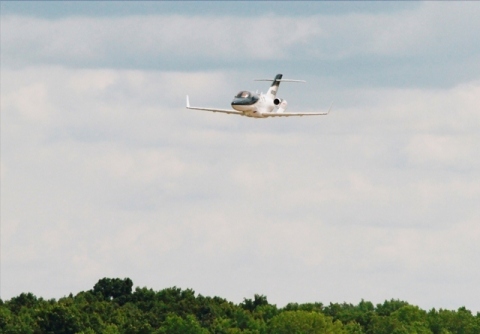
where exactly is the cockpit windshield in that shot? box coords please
[235,91,250,98]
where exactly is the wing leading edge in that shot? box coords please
[186,96,242,115]
[261,112,328,117]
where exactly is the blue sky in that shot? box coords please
[1,1,480,312]
[2,2,420,18]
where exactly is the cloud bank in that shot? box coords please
[1,2,480,312]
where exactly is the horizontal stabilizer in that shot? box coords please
[254,79,306,83]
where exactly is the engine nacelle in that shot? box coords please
[274,98,288,113]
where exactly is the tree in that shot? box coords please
[369,309,433,334]
[156,314,209,334]
[6,292,39,314]
[2,277,479,334]
[375,300,409,317]
[393,305,427,324]
[428,307,480,334]
[344,321,364,334]
[241,294,270,312]
[233,307,266,332]
[36,304,83,334]
[324,301,374,328]
[268,310,346,334]
[92,278,133,304]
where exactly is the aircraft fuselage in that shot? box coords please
[231,91,276,118]
[186,73,331,118]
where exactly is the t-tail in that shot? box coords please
[266,74,283,98]
[254,74,305,99]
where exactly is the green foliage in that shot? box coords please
[284,302,324,313]
[268,310,346,334]
[241,294,269,312]
[375,299,410,317]
[36,303,83,334]
[324,300,375,328]
[427,307,480,334]
[156,314,209,334]
[344,321,364,334]
[1,277,479,334]
[92,277,133,305]
[6,292,39,314]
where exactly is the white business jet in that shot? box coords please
[186,74,332,118]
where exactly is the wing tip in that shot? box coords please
[327,101,333,114]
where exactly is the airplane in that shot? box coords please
[186,74,332,118]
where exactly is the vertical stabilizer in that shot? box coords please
[266,74,283,98]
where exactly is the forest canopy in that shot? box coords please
[1,277,479,334]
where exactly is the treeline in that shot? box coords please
[1,278,479,333]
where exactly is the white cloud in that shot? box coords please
[1,14,323,67]
[406,135,479,169]
[2,3,479,68]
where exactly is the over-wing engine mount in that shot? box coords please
[274,98,288,113]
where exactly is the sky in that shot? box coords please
[1,1,480,312]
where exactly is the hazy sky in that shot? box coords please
[2,2,480,312]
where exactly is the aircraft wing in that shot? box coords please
[261,111,329,117]
[262,102,333,117]
[186,96,243,115]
